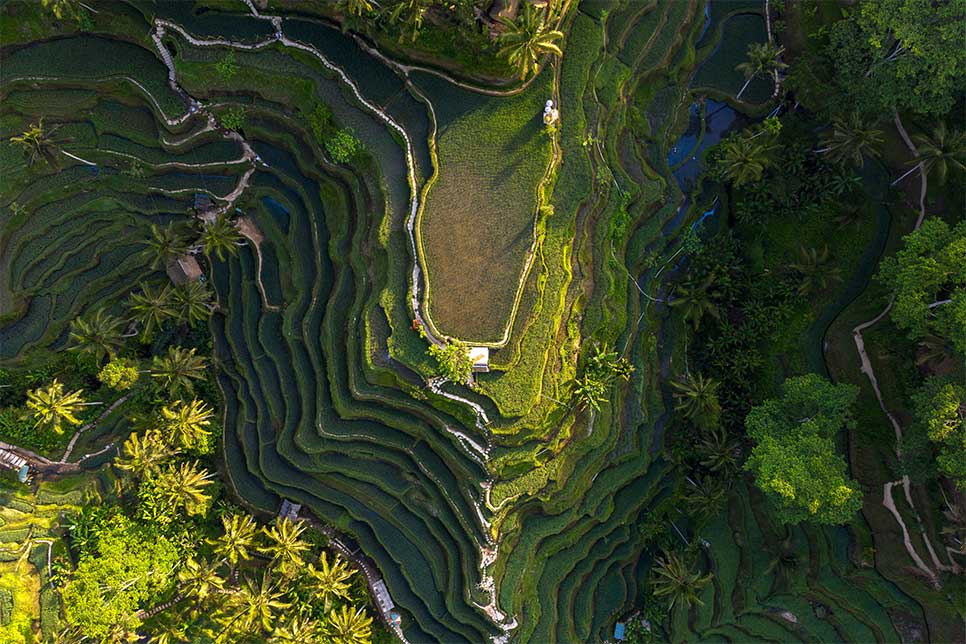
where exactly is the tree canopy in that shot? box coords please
[62,514,179,637]
[822,0,966,117]
[877,218,966,355]
[744,375,863,525]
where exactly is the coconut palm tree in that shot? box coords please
[339,0,373,17]
[789,245,843,296]
[571,372,609,412]
[735,42,787,100]
[151,346,207,395]
[325,605,374,644]
[715,134,775,187]
[68,308,127,363]
[669,276,721,331]
[172,280,213,326]
[387,0,429,43]
[820,113,883,167]
[160,398,213,449]
[696,428,741,474]
[670,373,721,430]
[142,223,190,271]
[115,430,178,478]
[650,551,713,610]
[306,551,356,610]
[26,380,90,433]
[262,518,310,573]
[270,615,323,643]
[127,283,175,340]
[155,461,214,516]
[178,557,225,602]
[224,573,291,634]
[10,118,63,167]
[681,475,728,522]
[911,121,966,185]
[198,214,243,262]
[40,0,81,20]
[498,4,564,81]
[210,514,259,573]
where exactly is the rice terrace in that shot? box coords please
[0,0,963,643]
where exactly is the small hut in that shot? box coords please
[468,347,490,373]
[166,254,203,285]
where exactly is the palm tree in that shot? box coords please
[696,428,741,474]
[387,0,429,43]
[172,280,213,325]
[571,372,609,412]
[127,283,175,340]
[650,551,713,610]
[820,113,883,167]
[143,223,189,271]
[270,615,323,643]
[151,346,207,395]
[669,276,720,331]
[178,557,225,602]
[198,214,243,262]
[210,514,259,573]
[735,42,787,100]
[670,373,721,430]
[325,605,374,644]
[115,430,178,478]
[10,118,63,167]
[681,475,728,522]
[26,380,90,433]
[262,518,310,573]
[40,0,81,20]
[155,461,214,516]
[911,121,966,185]
[306,551,356,610]
[68,308,127,363]
[160,398,213,449]
[715,134,775,187]
[224,574,291,634]
[789,245,842,296]
[339,0,373,17]
[498,4,564,81]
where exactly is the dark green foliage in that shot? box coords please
[215,50,238,81]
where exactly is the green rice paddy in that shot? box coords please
[0,0,950,642]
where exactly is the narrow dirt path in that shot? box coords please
[848,113,953,581]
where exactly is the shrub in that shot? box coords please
[428,341,473,384]
[307,102,335,144]
[98,358,140,391]
[214,50,237,80]
[0,407,63,452]
[325,129,363,164]
[219,107,245,131]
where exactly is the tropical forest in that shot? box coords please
[0,0,963,642]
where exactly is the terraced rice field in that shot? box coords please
[0,1,943,642]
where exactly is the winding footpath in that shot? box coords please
[848,114,954,584]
